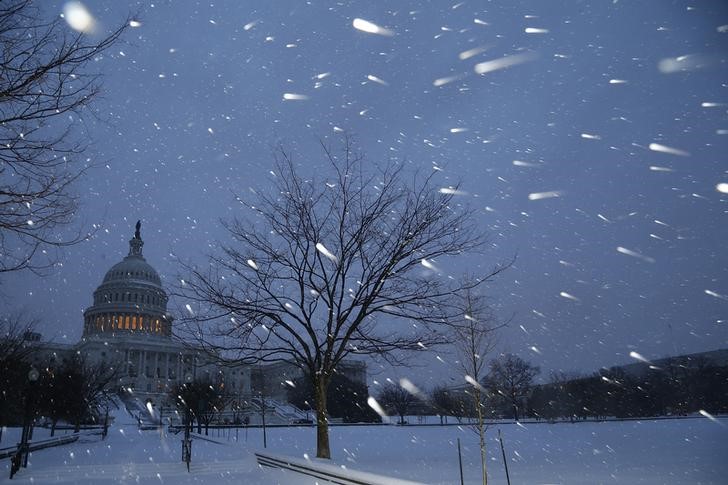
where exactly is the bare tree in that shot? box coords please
[430,385,458,424]
[377,383,417,424]
[177,137,507,458]
[452,289,504,485]
[0,314,37,442]
[47,353,122,432]
[0,313,37,368]
[170,378,228,435]
[486,354,540,421]
[0,0,128,274]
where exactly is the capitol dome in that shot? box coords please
[102,256,162,286]
[82,221,173,338]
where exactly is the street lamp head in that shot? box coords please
[28,368,39,382]
[185,373,193,383]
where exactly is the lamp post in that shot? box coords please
[259,390,267,449]
[158,404,164,437]
[254,366,267,448]
[10,368,39,479]
[182,373,193,472]
[102,406,110,440]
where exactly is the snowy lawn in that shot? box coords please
[1,416,726,484]
[254,417,728,484]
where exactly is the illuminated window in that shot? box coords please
[125,315,130,329]
[131,316,137,330]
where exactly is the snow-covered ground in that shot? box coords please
[2,415,726,484]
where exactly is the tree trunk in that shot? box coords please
[74,419,81,433]
[51,419,57,437]
[314,377,330,459]
[512,402,519,422]
[475,388,487,485]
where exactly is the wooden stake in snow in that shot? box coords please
[457,438,465,485]
[498,429,511,485]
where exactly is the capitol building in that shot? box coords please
[30,223,366,409]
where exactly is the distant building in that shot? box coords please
[613,348,728,379]
[27,222,366,408]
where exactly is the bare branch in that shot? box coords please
[0,0,129,275]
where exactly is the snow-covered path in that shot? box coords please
[1,423,309,484]
[4,455,299,484]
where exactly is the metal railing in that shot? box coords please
[1,433,83,460]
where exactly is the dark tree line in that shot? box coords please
[38,354,121,433]
[428,355,727,423]
[529,361,728,420]
[0,316,38,440]
[1,321,121,441]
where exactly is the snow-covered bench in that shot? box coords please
[255,451,424,485]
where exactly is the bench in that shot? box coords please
[255,451,423,485]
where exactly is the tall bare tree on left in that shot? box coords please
[0,0,128,274]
